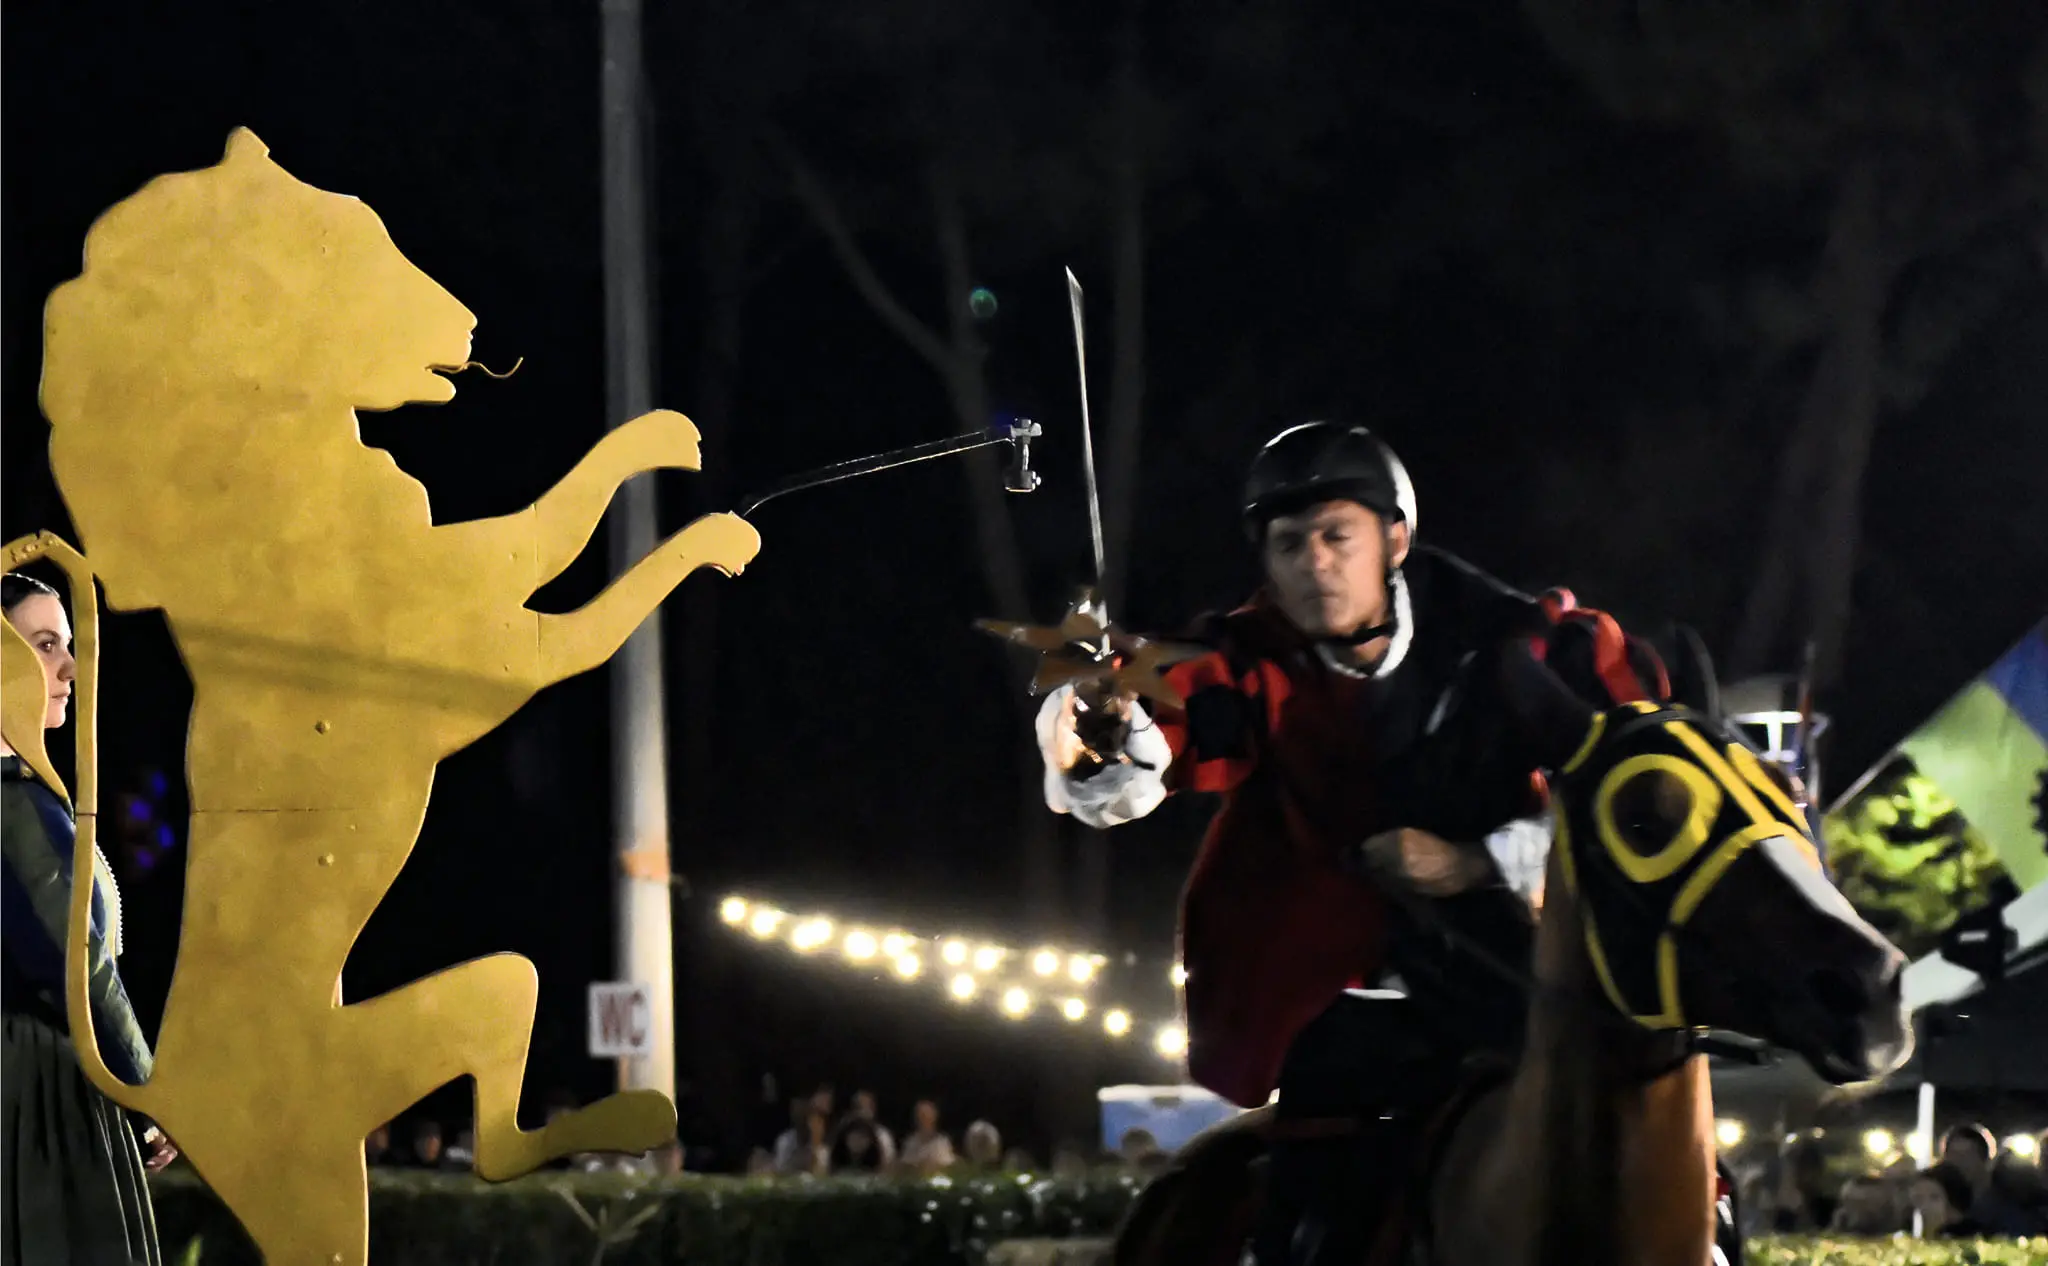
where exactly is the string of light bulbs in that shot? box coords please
[717,895,1189,1060]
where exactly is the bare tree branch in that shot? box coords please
[772,132,958,375]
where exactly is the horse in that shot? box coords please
[1114,645,1910,1266]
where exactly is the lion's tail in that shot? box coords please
[66,784,161,1114]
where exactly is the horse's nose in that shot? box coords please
[1807,965,1872,1019]
[1807,947,1904,1021]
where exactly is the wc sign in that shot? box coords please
[587,982,654,1059]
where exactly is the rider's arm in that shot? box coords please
[1035,688,1174,827]
[1035,649,1259,829]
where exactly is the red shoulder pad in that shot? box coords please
[1530,599,1671,707]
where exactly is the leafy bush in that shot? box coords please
[151,1167,1142,1266]
[1750,1237,2048,1266]
[150,1170,2048,1266]
[1824,758,2008,959]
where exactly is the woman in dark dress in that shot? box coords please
[2,572,172,1266]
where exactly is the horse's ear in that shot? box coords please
[1666,623,1722,725]
[1500,642,1600,771]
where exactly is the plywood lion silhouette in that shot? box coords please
[39,127,759,1265]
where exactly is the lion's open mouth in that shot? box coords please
[430,356,524,380]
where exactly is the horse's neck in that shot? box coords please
[1486,855,1717,1266]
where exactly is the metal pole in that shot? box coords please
[600,0,675,1101]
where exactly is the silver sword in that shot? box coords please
[1064,266,1111,660]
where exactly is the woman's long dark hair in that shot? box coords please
[2,572,58,614]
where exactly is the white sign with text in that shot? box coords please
[587,982,654,1058]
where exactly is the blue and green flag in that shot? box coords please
[1824,619,2047,960]
[1896,620,2048,894]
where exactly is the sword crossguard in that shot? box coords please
[975,589,1207,713]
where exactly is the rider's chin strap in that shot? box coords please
[1313,569,1412,681]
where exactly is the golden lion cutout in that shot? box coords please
[38,128,759,1265]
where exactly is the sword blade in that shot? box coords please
[1065,267,1107,591]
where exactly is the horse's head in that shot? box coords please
[1504,649,1911,1085]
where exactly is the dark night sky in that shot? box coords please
[5,1,2045,1156]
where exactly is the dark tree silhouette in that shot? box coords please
[1525,0,2048,684]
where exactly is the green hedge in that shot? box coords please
[1751,1240,2048,1266]
[150,1169,2048,1266]
[152,1168,1141,1266]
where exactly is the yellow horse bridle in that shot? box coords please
[1555,701,1822,1031]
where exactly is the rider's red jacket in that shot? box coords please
[1139,547,1669,1107]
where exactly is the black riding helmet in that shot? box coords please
[1243,422,1418,542]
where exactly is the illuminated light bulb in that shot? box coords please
[844,929,878,961]
[749,908,785,938]
[942,940,969,966]
[792,918,833,952]
[1103,1009,1132,1037]
[1714,1119,1745,1149]
[973,946,1003,973]
[720,897,749,925]
[882,933,912,959]
[894,953,922,979]
[2006,1134,2038,1160]
[1001,987,1032,1017]
[1032,949,1060,977]
[949,974,977,1001]
[1170,964,1188,987]
[1155,1023,1189,1058]
[1863,1129,1894,1157]
[1061,997,1087,1022]
[1067,956,1095,984]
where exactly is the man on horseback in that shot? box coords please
[1036,421,1678,1265]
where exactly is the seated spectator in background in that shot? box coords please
[1770,1140,1838,1231]
[899,1099,956,1175]
[444,1125,475,1171]
[830,1118,886,1173]
[1911,1163,1984,1238]
[1985,1154,2048,1236]
[1118,1128,1164,1169]
[774,1105,830,1176]
[962,1120,1003,1169]
[1829,1173,1902,1236]
[1003,1146,1038,1172]
[769,1099,807,1171]
[1941,1123,2042,1235]
[365,1123,393,1168]
[1051,1141,1091,1179]
[847,1089,897,1167]
[751,1074,786,1153]
[1939,1124,1996,1196]
[410,1120,444,1169]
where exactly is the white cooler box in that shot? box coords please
[1097,1084,1244,1154]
